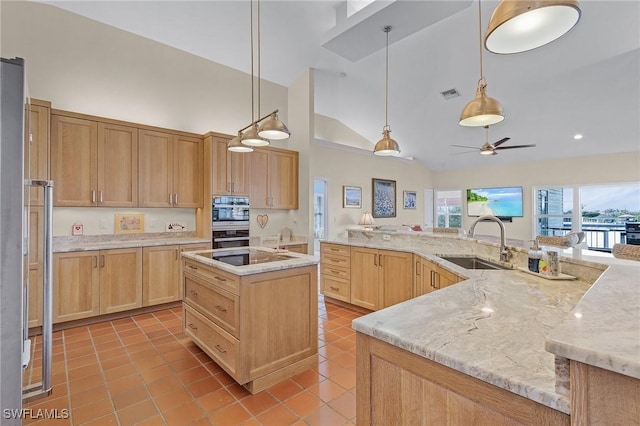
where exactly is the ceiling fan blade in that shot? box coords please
[494,144,537,150]
[449,150,478,155]
[492,137,510,147]
[450,144,479,150]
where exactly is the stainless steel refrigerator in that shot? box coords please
[1,57,53,423]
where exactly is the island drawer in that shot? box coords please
[183,259,239,294]
[184,275,239,338]
[184,304,239,378]
[321,276,351,302]
[321,253,351,268]
[321,243,350,257]
[321,264,350,280]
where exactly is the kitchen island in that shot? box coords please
[181,247,318,393]
[322,230,639,425]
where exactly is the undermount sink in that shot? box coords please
[440,256,508,270]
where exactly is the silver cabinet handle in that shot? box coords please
[416,261,420,275]
[188,323,197,330]
[99,190,103,203]
[100,255,105,268]
[91,190,96,203]
[174,193,178,205]
[214,305,227,313]
[215,344,227,354]
[214,276,227,283]
[379,254,383,267]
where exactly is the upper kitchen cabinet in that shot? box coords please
[28,100,50,206]
[209,134,250,196]
[51,112,138,207]
[250,146,298,209]
[139,130,203,208]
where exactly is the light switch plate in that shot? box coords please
[166,221,187,232]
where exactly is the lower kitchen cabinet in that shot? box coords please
[350,247,413,310]
[414,255,464,297]
[142,242,211,307]
[53,248,142,322]
[320,242,351,303]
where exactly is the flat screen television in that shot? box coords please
[466,186,524,217]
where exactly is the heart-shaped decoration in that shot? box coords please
[257,214,269,229]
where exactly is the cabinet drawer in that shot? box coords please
[183,259,239,294]
[321,264,350,280]
[321,243,350,257]
[321,276,351,303]
[184,275,239,337]
[321,253,351,268]
[184,304,239,378]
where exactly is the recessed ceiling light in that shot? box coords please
[573,133,583,140]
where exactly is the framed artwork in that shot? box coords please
[372,178,396,218]
[403,191,417,209]
[115,213,145,234]
[343,185,362,208]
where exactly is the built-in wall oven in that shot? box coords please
[212,196,250,249]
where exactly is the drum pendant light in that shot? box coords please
[485,0,581,55]
[459,0,505,127]
[374,26,400,157]
[228,131,253,152]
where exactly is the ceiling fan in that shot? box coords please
[451,126,536,156]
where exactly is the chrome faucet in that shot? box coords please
[469,215,511,262]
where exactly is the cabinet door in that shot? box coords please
[380,250,414,309]
[143,245,180,306]
[414,258,437,297]
[229,150,250,196]
[51,115,98,206]
[100,248,142,314]
[97,122,138,207]
[28,103,49,206]
[28,267,42,328]
[139,129,173,207]
[53,251,100,323]
[350,247,380,310]
[270,150,298,209]
[211,137,231,195]
[437,267,462,289]
[173,134,203,207]
[249,149,270,208]
[28,207,44,327]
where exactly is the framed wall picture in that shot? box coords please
[372,178,396,218]
[403,191,417,209]
[343,185,362,208]
[114,213,145,234]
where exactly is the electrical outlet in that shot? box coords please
[150,219,158,228]
[99,219,107,229]
[383,234,391,241]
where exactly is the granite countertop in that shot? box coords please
[329,234,640,414]
[181,246,318,276]
[54,232,211,253]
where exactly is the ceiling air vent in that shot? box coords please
[441,88,460,100]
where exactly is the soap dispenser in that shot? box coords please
[528,240,542,273]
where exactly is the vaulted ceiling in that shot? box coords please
[43,1,640,171]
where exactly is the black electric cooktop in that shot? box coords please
[205,249,294,267]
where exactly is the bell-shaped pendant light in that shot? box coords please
[485,0,581,55]
[459,1,505,127]
[258,112,290,140]
[241,123,269,147]
[228,132,254,152]
[374,26,400,157]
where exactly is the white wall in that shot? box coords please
[432,151,640,241]
[311,141,433,240]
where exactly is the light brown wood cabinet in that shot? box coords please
[249,146,298,209]
[139,129,203,208]
[51,114,138,207]
[28,207,44,328]
[28,100,50,206]
[414,256,463,297]
[53,248,142,322]
[142,242,211,307]
[183,258,318,393]
[210,134,250,196]
[357,333,569,425]
[282,243,308,254]
[320,242,351,303]
[350,247,414,310]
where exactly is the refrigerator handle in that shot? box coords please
[23,179,53,401]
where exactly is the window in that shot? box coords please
[435,190,462,228]
[534,183,640,252]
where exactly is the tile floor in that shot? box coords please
[23,296,364,425]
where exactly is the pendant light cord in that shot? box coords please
[257,0,261,120]
[250,0,255,122]
[478,0,484,83]
[384,26,391,128]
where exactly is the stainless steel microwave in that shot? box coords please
[212,196,250,228]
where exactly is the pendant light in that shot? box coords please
[228,131,253,153]
[485,1,581,55]
[241,0,269,147]
[258,111,290,140]
[373,26,400,157]
[459,1,505,127]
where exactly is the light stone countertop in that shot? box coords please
[181,246,318,276]
[53,232,211,253]
[327,232,640,414]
